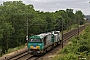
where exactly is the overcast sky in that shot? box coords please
[0,0,90,15]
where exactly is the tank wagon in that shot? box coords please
[27,31,62,55]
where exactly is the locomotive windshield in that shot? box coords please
[29,38,42,42]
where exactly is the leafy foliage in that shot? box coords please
[55,25,90,60]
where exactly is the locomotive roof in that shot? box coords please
[37,32,51,38]
[30,32,51,39]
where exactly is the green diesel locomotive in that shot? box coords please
[27,31,62,55]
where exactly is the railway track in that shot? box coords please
[0,25,86,60]
[37,25,85,60]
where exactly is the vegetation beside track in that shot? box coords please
[0,44,26,57]
[53,25,90,60]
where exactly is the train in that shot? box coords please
[27,31,62,55]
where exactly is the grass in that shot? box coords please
[71,24,78,29]
[52,54,65,60]
[7,44,26,53]
[0,43,27,57]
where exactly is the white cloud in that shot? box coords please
[0,0,90,15]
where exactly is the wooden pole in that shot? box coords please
[62,19,63,48]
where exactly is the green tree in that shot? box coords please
[75,10,84,25]
[0,22,14,53]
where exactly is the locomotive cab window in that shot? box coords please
[29,38,42,42]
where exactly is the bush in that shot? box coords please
[72,39,78,43]
[57,53,78,60]
[62,48,70,53]
[78,45,89,52]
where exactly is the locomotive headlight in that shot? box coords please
[36,46,40,49]
[30,46,33,49]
